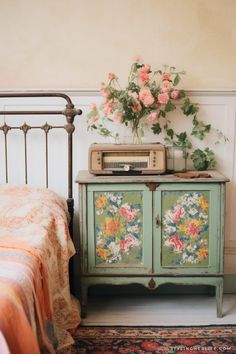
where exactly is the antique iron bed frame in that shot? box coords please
[0,92,82,239]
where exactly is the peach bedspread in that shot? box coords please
[0,185,80,353]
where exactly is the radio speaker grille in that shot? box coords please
[104,161,148,169]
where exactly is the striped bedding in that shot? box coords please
[0,185,80,354]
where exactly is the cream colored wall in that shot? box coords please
[0,0,235,90]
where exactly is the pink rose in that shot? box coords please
[161,81,171,93]
[108,72,116,80]
[119,203,138,222]
[158,92,169,104]
[138,71,149,85]
[103,106,112,115]
[171,90,179,100]
[186,222,202,238]
[162,73,170,81]
[170,205,186,223]
[138,65,151,85]
[139,89,154,106]
[128,91,138,99]
[168,235,184,252]
[113,111,123,123]
[140,65,151,74]
[146,112,158,123]
[103,100,115,115]
[90,103,97,111]
[103,90,110,99]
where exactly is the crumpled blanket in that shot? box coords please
[0,184,80,353]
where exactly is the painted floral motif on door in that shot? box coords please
[94,191,143,265]
[162,191,209,267]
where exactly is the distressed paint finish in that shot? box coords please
[76,173,228,318]
[153,183,220,275]
[94,191,143,265]
[162,191,209,267]
[87,184,152,275]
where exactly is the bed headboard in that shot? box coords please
[0,92,82,238]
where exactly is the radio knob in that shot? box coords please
[123,164,131,172]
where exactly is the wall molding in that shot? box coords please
[0,89,236,97]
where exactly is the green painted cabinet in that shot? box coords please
[76,171,229,318]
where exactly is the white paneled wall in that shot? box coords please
[0,91,235,273]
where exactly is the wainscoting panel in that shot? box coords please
[0,90,235,274]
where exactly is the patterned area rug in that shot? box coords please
[72,325,236,353]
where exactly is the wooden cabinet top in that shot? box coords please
[75,170,229,184]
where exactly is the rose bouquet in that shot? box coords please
[87,57,227,169]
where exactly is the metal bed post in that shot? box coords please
[0,92,82,241]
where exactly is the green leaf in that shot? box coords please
[167,128,174,139]
[190,148,216,171]
[152,123,162,135]
[178,90,186,99]
[173,74,181,86]
[181,98,199,116]
[176,132,187,142]
[100,128,112,136]
[158,110,166,118]
[165,100,176,112]
[193,116,198,126]
[191,120,212,140]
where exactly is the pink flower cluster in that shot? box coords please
[87,58,184,139]
[169,205,186,223]
[156,73,179,104]
[168,235,185,252]
[139,88,154,106]
[89,103,99,123]
[138,65,151,85]
[119,203,138,222]
[120,233,139,253]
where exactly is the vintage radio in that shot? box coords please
[88,143,166,175]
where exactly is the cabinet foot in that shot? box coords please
[216,282,223,318]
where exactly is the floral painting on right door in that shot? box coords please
[162,191,209,267]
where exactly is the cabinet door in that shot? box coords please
[87,184,152,274]
[153,183,222,274]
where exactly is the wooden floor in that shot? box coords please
[81,294,236,326]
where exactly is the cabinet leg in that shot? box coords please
[80,279,88,318]
[216,281,223,318]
